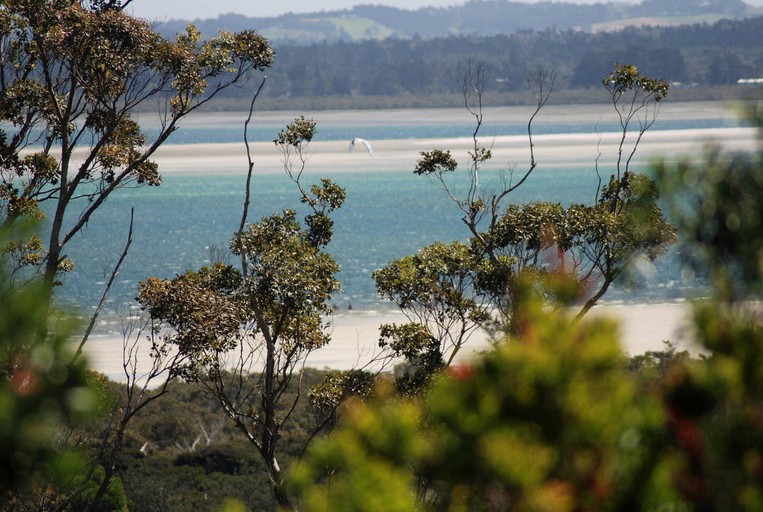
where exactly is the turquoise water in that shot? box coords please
[57,165,690,332]
[52,113,723,333]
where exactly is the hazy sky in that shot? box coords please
[132,0,763,22]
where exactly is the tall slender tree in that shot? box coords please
[375,63,675,388]
[137,115,357,510]
[0,0,273,293]
[0,2,274,509]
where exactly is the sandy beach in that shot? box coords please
[79,101,754,381]
[151,126,758,176]
[146,101,759,175]
[84,302,699,383]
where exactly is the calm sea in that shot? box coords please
[53,107,746,333]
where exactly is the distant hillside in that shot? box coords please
[154,0,760,44]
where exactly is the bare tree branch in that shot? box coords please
[73,208,134,361]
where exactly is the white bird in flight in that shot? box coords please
[349,137,373,156]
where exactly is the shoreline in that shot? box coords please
[83,301,698,383]
[148,126,758,176]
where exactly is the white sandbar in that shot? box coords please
[84,302,698,382]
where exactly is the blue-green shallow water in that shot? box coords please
[44,105,739,333]
[55,164,692,335]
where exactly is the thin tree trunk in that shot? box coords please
[270,461,295,511]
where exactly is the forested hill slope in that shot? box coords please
[195,16,763,110]
[154,0,760,44]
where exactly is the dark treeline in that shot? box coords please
[225,16,763,107]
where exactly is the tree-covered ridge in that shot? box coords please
[197,16,763,108]
[154,0,757,44]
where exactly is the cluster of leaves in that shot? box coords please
[138,263,247,378]
[374,241,490,392]
[307,369,376,428]
[273,115,317,147]
[413,149,458,176]
[236,208,341,350]
[291,102,763,508]
[138,204,343,382]
[603,63,669,102]
[0,4,276,507]
[290,285,671,511]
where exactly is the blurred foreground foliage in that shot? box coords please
[291,288,763,511]
[0,224,96,498]
[289,100,763,511]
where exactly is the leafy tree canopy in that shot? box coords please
[0,0,273,288]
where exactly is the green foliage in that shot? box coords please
[139,117,345,509]
[585,171,677,276]
[139,206,342,380]
[0,231,44,271]
[138,264,247,373]
[486,202,592,275]
[304,179,346,246]
[627,341,692,379]
[274,115,317,146]
[239,209,340,325]
[374,241,491,380]
[292,287,763,511]
[66,465,129,512]
[308,369,375,418]
[375,241,482,312]
[0,226,95,497]
[289,382,427,512]
[414,149,458,176]
[422,304,668,512]
[290,287,674,511]
[603,63,669,102]
[378,323,440,363]
[0,0,273,285]
[309,178,346,210]
[652,104,763,507]
[680,304,763,509]
[378,323,444,395]
[273,117,346,248]
[139,113,346,380]
[119,449,274,512]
